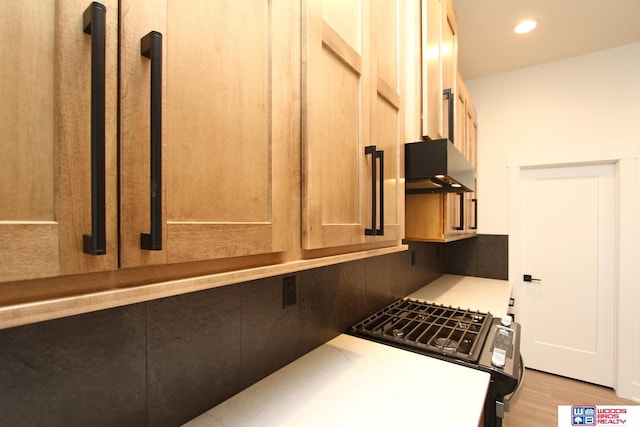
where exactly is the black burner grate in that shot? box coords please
[350,298,493,362]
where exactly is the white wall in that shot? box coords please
[466,42,640,401]
[468,42,640,234]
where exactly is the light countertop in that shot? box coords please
[184,334,489,427]
[184,274,510,426]
[409,274,511,317]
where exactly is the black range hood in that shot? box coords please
[405,139,475,193]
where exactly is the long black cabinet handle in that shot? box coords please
[443,88,454,144]
[471,198,478,230]
[377,149,384,235]
[82,2,107,255]
[365,146,377,235]
[364,146,384,236]
[456,192,464,231]
[140,31,163,250]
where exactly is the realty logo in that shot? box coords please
[572,406,596,426]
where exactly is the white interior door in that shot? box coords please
[519,163,615,387]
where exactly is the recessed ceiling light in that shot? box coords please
[514,19,537,34]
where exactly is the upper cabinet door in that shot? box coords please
[441,0,457,145]
[371,0,403,243]
[422,0,443,140]
[302,0,371,250]
[119,0,297,266]
[302,0,402,250]
[455,72,468,158]
[441,0,457,94]
[0,0,119,281]
[422,0,457,142]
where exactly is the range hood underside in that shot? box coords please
[405,140,475,194]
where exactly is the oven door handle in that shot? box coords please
[496,354,526,418]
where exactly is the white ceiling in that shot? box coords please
[453,0,640,80]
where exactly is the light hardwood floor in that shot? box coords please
[503,369,636,427]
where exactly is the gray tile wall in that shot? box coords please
[0,242,446,427]
[443,234,508,280]
[0,305,147,426]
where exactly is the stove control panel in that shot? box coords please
[491,326,515,368]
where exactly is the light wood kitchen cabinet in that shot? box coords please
[464,88,478,170]
[464,83,478,234]
[406,73,479,243]
[0,0,119,282]
[1,0,297,282]
[119,0,296,267]
[406,192,471,242]
[421,0,443,140]
[421,0,457,143]
[301,0,403,251]
[441,0,457,144]
[456,74,478,236]
[456,73,478,168]
[455,73,468,162]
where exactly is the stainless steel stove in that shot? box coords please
[349,298,524,427]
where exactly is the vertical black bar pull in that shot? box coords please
[471,198,478,230]
[443,88,454,144]
[140,31,163,250]
[82,2,107,255]
[365,146,384,236]
[456,192,464,231]
[376,149,384,236]
[365,145,377,236]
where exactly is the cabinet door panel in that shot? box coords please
[455,87,467,157]
[0,1,57,281]
[374,1,398,88]
[1,0,118,281]
[166,2,269,223]
[441,0,457,145]
[467,104,478,169]
[0,1,55,222]
[302,0,371,249]
[120,0,294,266]
[318,47,361,226]
[405,194,443,241]
[441,2,456,92]
[372,0,402,241]
[421,0,443,139]
[445,192,464,237]
[303,0,402,250]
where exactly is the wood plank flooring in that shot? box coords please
[503,369,637,427]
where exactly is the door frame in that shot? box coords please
[507,143,638,400]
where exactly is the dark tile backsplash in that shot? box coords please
[146,285,244,427]
[443,234,508,280]
[0,237,505,426]
[0,305,147,427]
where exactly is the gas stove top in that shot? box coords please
[349,298,523,427]
[349,298,493,363]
